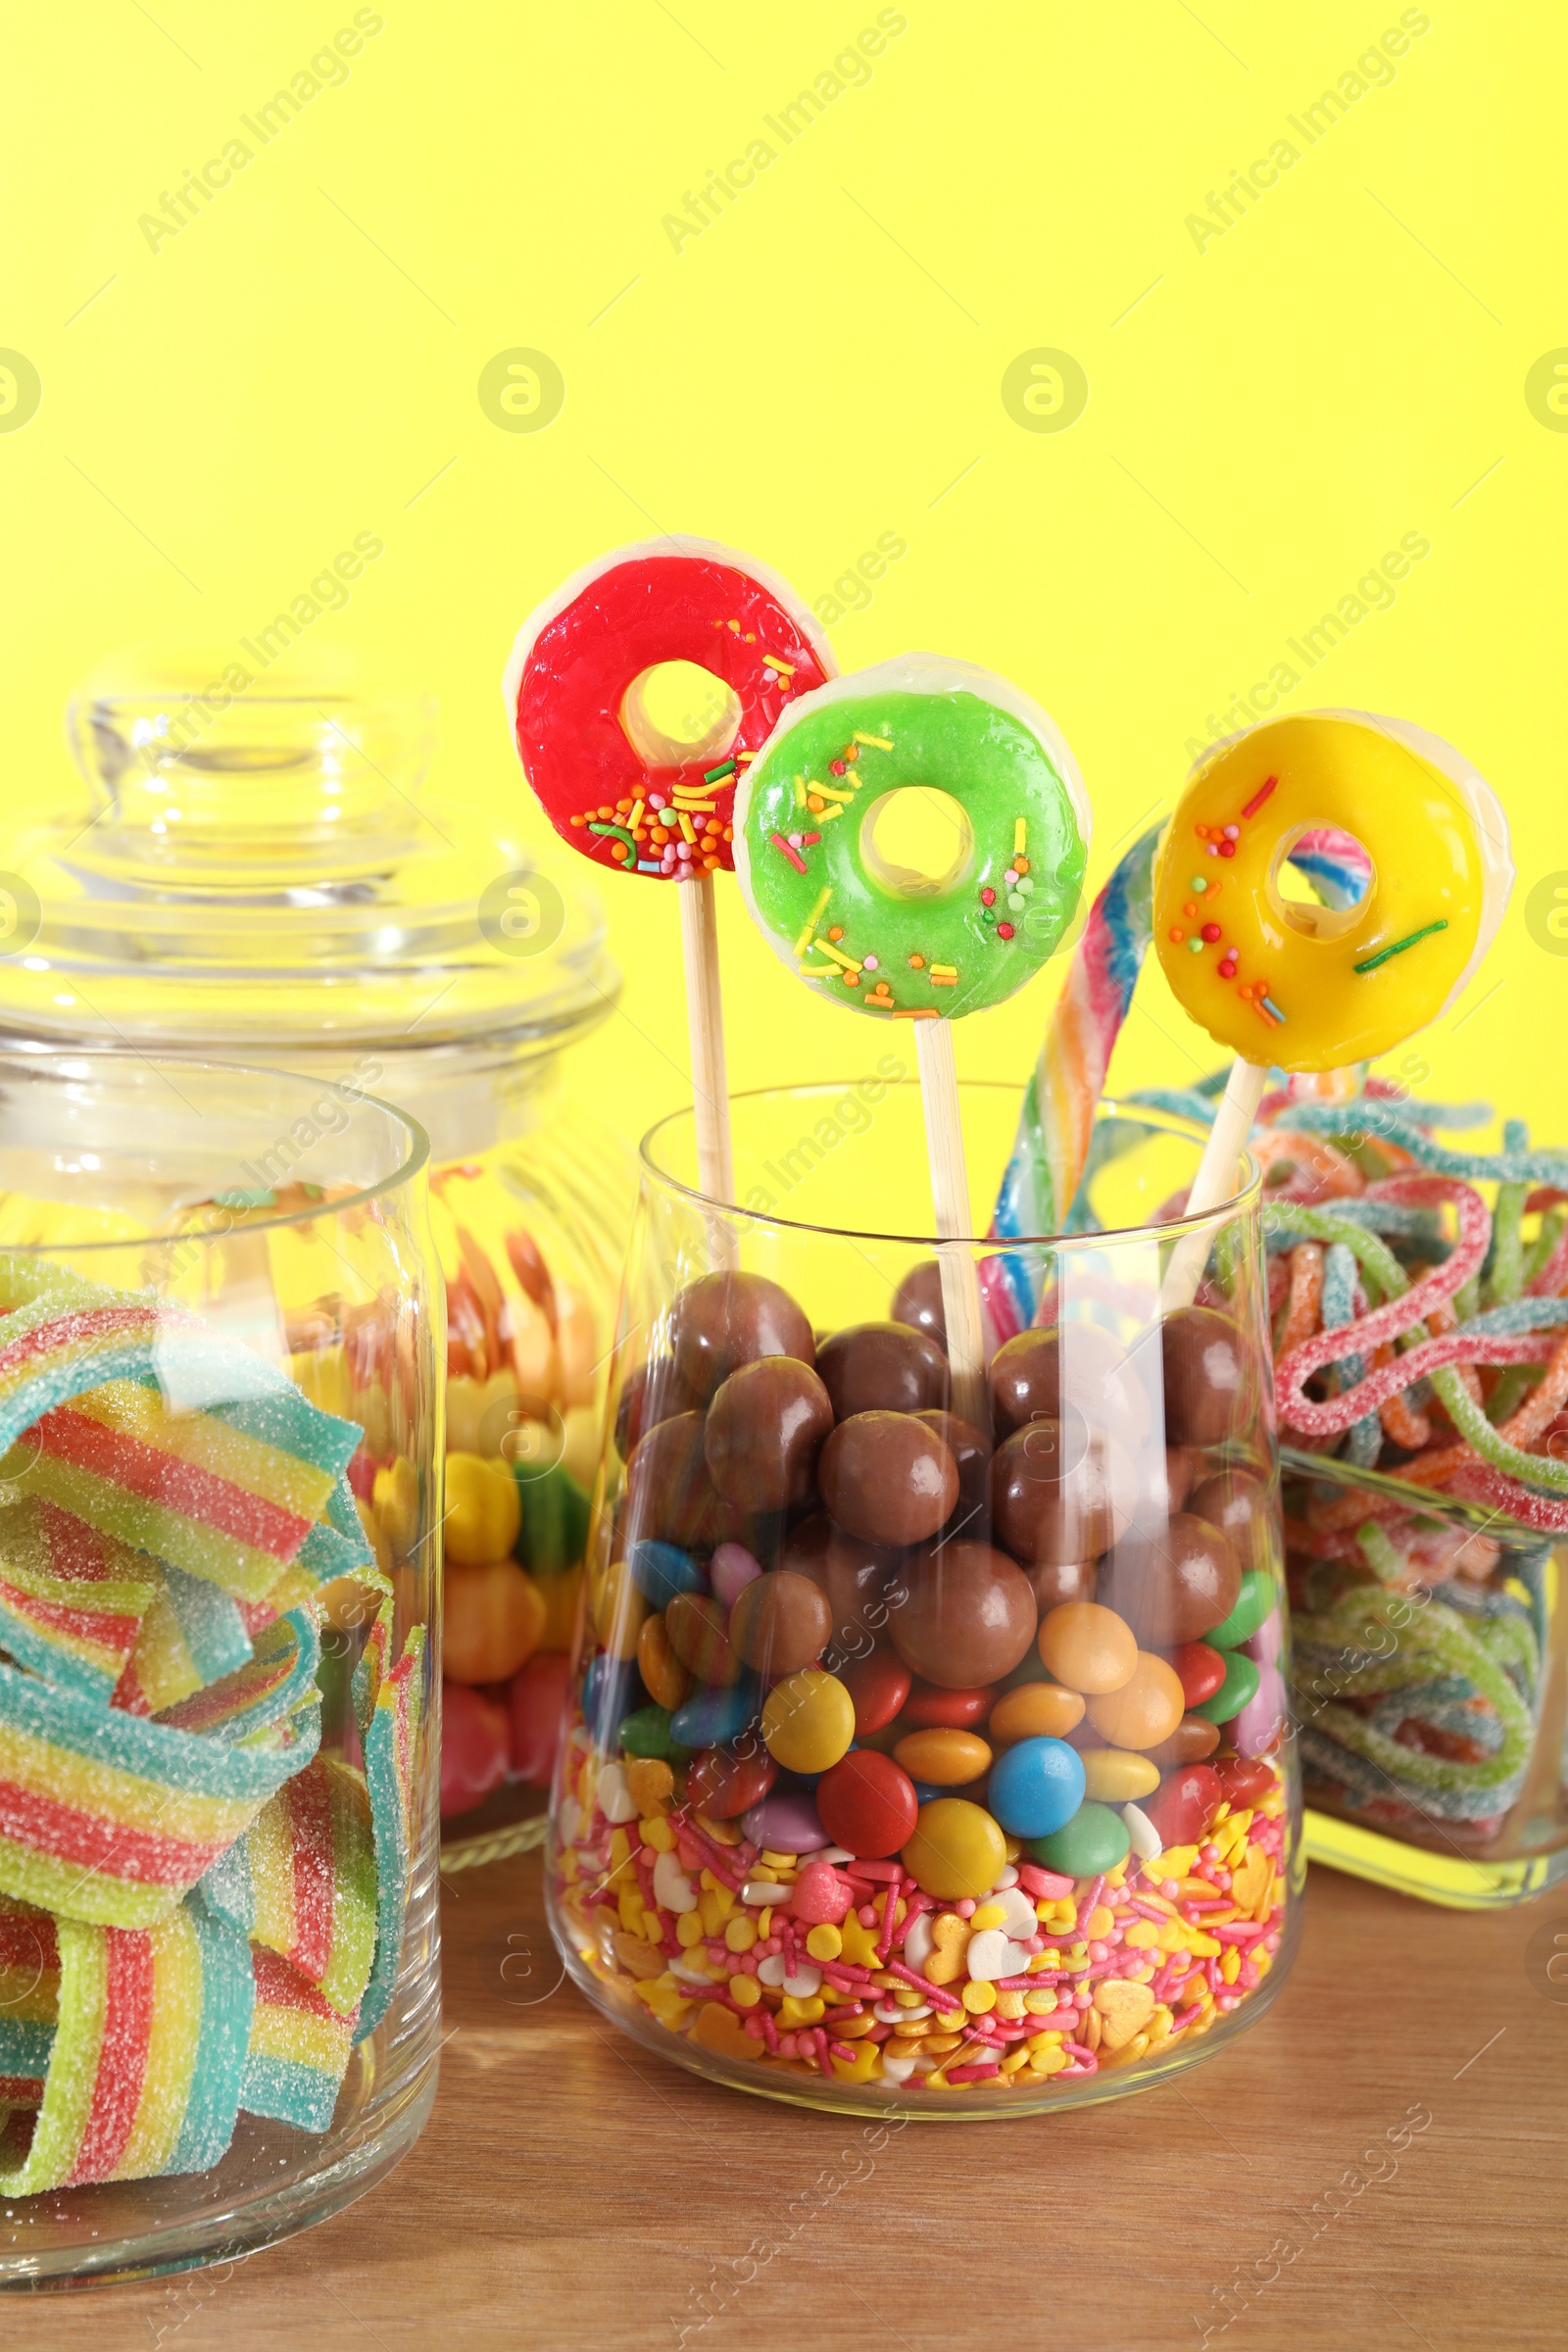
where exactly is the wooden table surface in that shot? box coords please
[8,1856,1566,2351]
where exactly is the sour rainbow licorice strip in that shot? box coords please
[114,1564,264,1718]
[0,1499,161,1705]
[0,1895,254,2194]
[0,1899,59,2104]
[352,1599,427,2041]
[0,1655,318,1928]
[202,1756,377,2020]
[240,1945,358,2133]
[155,1606,322,1747]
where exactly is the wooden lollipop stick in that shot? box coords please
[1162,1056,1269,1311]
[678,872,736,1260]
[914,1017,991,1433]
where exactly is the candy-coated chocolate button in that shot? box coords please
[1144,1762,1222,1847]
[1146,1712,1221,1767]
[664,1592,745,1686]
[617,1703,689,1761]
[1228,1661,1287,1758]
[627,1539,705,1608]
[669,1681,759,1749]
[684,1743,776,1819]
[727,1568,832,1676]
[1084,1651,1186,1750]
[1192,1647,1260,1725]
[1025,1800,1129,1878]
[890,1541,1038,1688]
[1172,1641,1226,1708]
[987,1681,1086,1745]
[1079,1746,1161,1802]
[892,1727,994,1787]
[1214,1754,1275,1809]
[761,1669,856,1773]
[1037,1600,1137,1694]
[838,1650,911,1736]
[987,1735,1085,1838]
[1204,1567,1275,1650]
[741,1788,832,1850]
[900,1682,995,1731]
[709,1541,764,1610]
[636,1612,691,1711]
[816,1749,919,1856]
[902,1797,1007,1901]
[587,1557,648,1664]
[582,1654,637,1743]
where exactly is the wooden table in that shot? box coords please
[9,1858,1566,2350]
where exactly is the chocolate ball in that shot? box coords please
[914,1408,992,1538]
[705,1356,833,1513]
[670,1272,814,1403]
[890,1540,1038,1689]
[614,1354,702,1458]
[890,1259,947,1350]
[819,1412,958,1548]
[989,1414,1136,1567]
[779,1514,904,1654]
[1098,1511,1243,1645]
[989,1321,1151,1444]
[623,1411,746,1551]
[1023,1557,1097,1615]
[728,1568,832,1676]
[1187,1467,1272,1573]
[1158,1308,1254,1448]
[816,1321,949,1419]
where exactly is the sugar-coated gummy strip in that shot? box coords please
[239,1944,358,2135]
[0,1498,160,1705]
[201,1756,377,2021]
[353,1600,427,2042]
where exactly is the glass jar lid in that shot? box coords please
[0,648,618,1057]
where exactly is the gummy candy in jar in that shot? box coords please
[0,650,632,1869]
[547,692,1298,2111]
[0,1052,441,2282]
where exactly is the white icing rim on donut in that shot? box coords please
[500,536,839,756]
[732,654,1092,970]
[1182,707,1512,1021]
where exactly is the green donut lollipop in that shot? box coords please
[734,656,1090,1018]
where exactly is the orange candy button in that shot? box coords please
[987,1682,1086,1745]
[1037,1600,1138,1695]
[1085,1651,1187,1751]
[892,1728,994,1787]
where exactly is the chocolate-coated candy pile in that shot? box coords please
[554,1268,1293,2097]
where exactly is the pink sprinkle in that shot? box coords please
[829,2040,858,2062]
[889,1961,960,2011]
[814,2029,835,2079]
[1076,1875,1107,1933]
[857,1904,879,1927]
[1062,2042,1098,2067]
[760,2011,780,2053]
[946,2063,1000,2084]
[855,1859,903,1881]
[876,1875,902,1963]
[1128,1899,1168,1924]
[955,1899,976,1919]
[770,831,808,874]
[801,831,821,846]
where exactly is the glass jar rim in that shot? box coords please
[639,1080,1261,1247]
[0,1047,429,1250]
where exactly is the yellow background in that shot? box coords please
[3,0,1564,1170]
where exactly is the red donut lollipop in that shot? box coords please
[503,538,836,884]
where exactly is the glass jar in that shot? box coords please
[549,1081,1298,2115]
[0,653,631,1869]
[1284,1449,1568,1907]
[0,1051,439,2284]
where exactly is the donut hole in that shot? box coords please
[860,788,975,900]
[1268,823,1374,943]
[620,662,742,769]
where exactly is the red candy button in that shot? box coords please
[1213,1754,1275,1810]
[441,1682,510,1818]
[839,1651,911,1737]
[815,1750,920,1858]
[684,1743,777,1820]
[1144,1761,1223,1848]
[1172,1642,1226,1710]
[900,1681,996,1731]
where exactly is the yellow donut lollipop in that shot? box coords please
[1153,710,1510,1072]
[1155,710,1512,1290]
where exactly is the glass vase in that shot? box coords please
[548,1079,1300,2116]
[0,1053,441,2284]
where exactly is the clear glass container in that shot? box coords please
[549,1083,1299,2116]
[0,1052,440,2284]
[1285,1449,1568,1907]
[0,652,632,1870]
